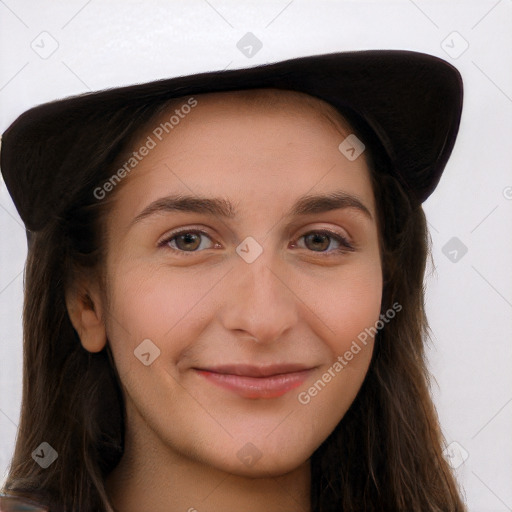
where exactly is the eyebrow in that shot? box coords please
[129,190,373,228]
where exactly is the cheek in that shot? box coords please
[300,258,382,405]
[331,268,382,350]
[100,247,384,472]
[311,255,383,353]
[103,261,219,370]
[105,247,383,366]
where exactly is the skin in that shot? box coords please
[66,89,383,512]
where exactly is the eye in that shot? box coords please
[159,227,355,257]
[292,229,355,256]
[158,229,217,254]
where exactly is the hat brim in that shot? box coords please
[0,50,463,232]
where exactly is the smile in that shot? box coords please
[194,364,315,399]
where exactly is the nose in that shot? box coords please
[219,251,299,345]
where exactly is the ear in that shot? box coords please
[65,278,107,353]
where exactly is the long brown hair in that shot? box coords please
[1,90,466,511]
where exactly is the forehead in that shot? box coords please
[104,88,375,233]
[153,87,352,139]
[123,87,361,186]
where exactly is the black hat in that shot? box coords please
[0,50,463,235]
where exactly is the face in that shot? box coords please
[97,90,383,477]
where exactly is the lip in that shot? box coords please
[194,364,315,399]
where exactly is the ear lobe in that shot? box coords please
[66,283,107,353]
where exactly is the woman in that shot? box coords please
[0,50,465,511]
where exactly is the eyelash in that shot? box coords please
[157,228,355,257]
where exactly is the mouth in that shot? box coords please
[193,364,315,399]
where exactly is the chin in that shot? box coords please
[199,436,315,478]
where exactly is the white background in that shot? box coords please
[1,1,511,510]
